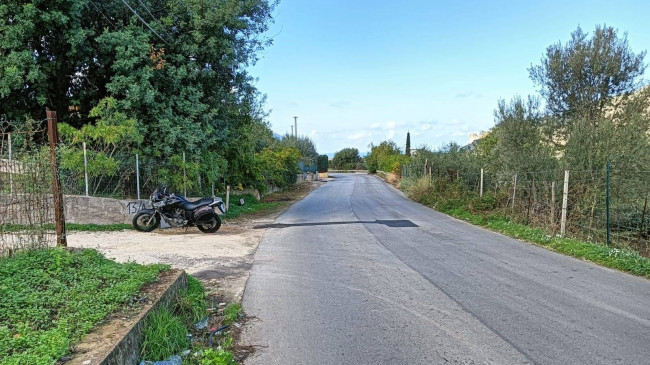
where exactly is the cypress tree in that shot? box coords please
[406,132,411,157]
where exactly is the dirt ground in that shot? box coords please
[67,182,323,303]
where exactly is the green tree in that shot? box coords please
[406,132,411,157]
[529,25,646,126]
[491,96,557,176]
[366,141,405,174]
[331,148,361,170]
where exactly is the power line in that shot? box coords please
[136,0,157,23]
[118,0,169,46]
[89,0,117,28]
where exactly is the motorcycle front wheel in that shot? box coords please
[196,212,222,233]
[132,211,159,232]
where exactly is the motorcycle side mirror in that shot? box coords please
[239,198,245,206]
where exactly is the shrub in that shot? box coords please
[317,155,329,172]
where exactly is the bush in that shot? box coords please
[468,192,500,212]
[317,155,329,172]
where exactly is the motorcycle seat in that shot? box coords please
[181,197,214,211]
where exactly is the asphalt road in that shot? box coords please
[241,174,650,365]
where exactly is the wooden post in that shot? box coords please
[226,185,231,212]
[47,109,67,247]
[550,181,556,226]
[511,173,517,209]
[638,196,648,243]
[560,170,569,237]
[480,168,484,197]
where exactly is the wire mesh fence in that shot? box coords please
[0,123,56,255]
[403,163,650,257]
[57,154,226,200]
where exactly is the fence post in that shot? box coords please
[606,160,610,245]
[638,196,647,243]
[560,170,569,237]
[83,141,89,196]
[8,132,12,195]
[550,181,556,227]
[512,173,517,209]
[47,109,67,247]
[211,182,215,198]
[480,168,484,197]
[182,152,187,197]
[226,185,230,212]
[135,153,140,200]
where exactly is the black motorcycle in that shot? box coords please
[132,185,227,233]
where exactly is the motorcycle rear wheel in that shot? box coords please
[197,212,222,233]
[132,211,159,232]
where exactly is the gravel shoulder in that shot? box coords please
[67,181,323,303]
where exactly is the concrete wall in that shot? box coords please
[0,194,147,225]
[1,173,316,225]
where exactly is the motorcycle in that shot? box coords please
[132,185,228,233]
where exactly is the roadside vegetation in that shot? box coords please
[401,179,650,278]
[0,0,318,201]
[141,275,244,365]
[0,248,167,364]
[347,24,650,272]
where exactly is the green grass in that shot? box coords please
[223,194,283,220]
[0,248,167,364]
[1,223,132,232]
[222,303,243,325]
[140,308,189,362]
[141,276,240,364]
[438,206,650,278]
[174,276,207,327]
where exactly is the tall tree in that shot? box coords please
[406,131,411,157]
[529,25,646,125]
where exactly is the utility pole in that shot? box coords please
[294,116,298,137]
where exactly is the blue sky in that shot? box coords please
[249,0,650,155]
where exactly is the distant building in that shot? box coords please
[461,131,489,151]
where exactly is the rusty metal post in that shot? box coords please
[47,109,67,247]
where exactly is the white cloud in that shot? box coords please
[348,132,366,141]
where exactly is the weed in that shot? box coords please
[0,248,167,364]
[222,303,242,324]
[174,276,207,327]
[141,309,189,361]
[198,347,236,365]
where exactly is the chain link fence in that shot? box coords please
[403,164,649,256]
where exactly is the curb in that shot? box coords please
[67,270,188,365]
